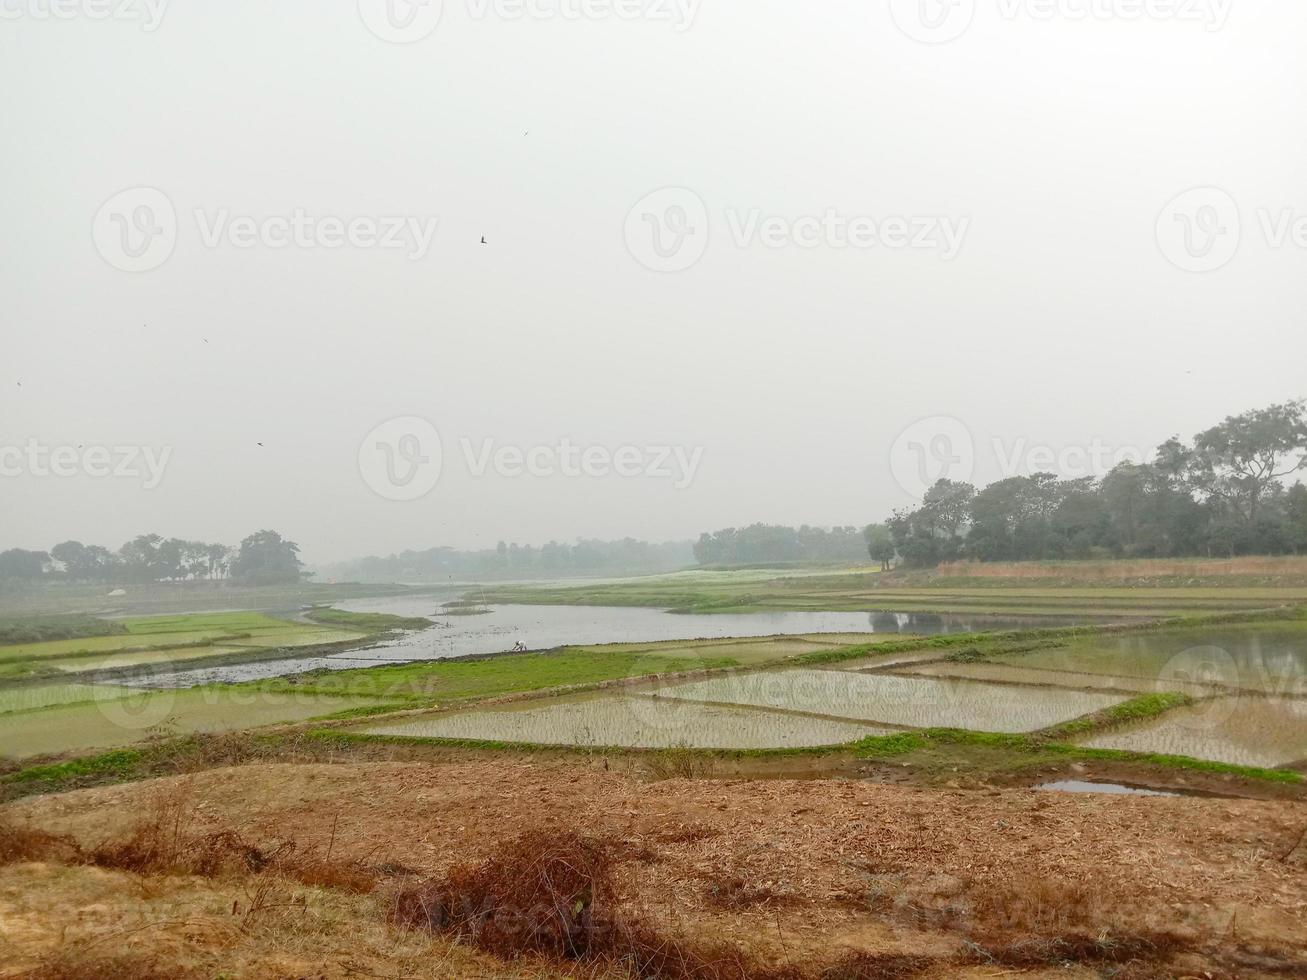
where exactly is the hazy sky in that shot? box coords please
[3,0,1304,564]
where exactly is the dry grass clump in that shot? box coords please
[88,781,267,877]
[968,873,1107,934]
[702,873,795,911]
[391,829,616,959]
[955,874,1191,971]
[388,828,924,980]
[77,781,395,894]
[816,953,935,979]
[643,746,716,781]
[936,555,1307,581]
[19,949,195,979]
[961,931,1187,969]
[0,814,81,866]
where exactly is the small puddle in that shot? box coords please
[1037,780,1179,797]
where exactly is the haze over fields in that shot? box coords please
[3,2,1305,564]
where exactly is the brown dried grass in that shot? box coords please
[17,949,195,979]
[936,555,1307,581]
[0,814,82,866]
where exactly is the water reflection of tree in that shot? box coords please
[867,611,947,634]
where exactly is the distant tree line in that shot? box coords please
[0,530,306,586]
[874,401,1307,567]
[323,538,696,582]
[692,525,867,565]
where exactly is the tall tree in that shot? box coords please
[863,524,896,571]
[1185,400,1307,524]
[229,530,304,585]
[0,549,49,579]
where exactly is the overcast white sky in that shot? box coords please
[2,0,1304,564]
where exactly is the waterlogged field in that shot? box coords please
[0,611,406,760]
[1080,698,1307,769]
[900,661,1221,696]
[993,624,1307,698]
[360,694,884,750]
[4,587,1306,781]
[0,612,366,681]
[0,682,138,715]
[0,686,398,760]
[474,563,1307,617]
[653,669,1125,733]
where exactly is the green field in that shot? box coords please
[0,581,419,618]
[0,686,400,760]
[473,564,1307,618]
[256,647,741,704]
[0,612,366,681]
[0,614,128,646]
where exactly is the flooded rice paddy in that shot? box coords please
[0,688,397,760]
[650,669,1125,733]
[350,618,1307,767]
[994,627,1307,698]
[899,661,1219,696]
[1078,697,1307,768]
[363,694,886,750]
[0,682,138,715]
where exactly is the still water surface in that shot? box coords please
[136,598,1090,687]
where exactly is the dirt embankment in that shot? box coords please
[3,760,1306,978]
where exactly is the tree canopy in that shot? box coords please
[881,401,1307,566]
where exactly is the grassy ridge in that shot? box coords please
[0,611,370,682]
[256,649,740,704]
[303,607,434,632]
[850,728,1302,784]
[0,614,126,647]
[472,564,1307,616]
[789,606,1306,669]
